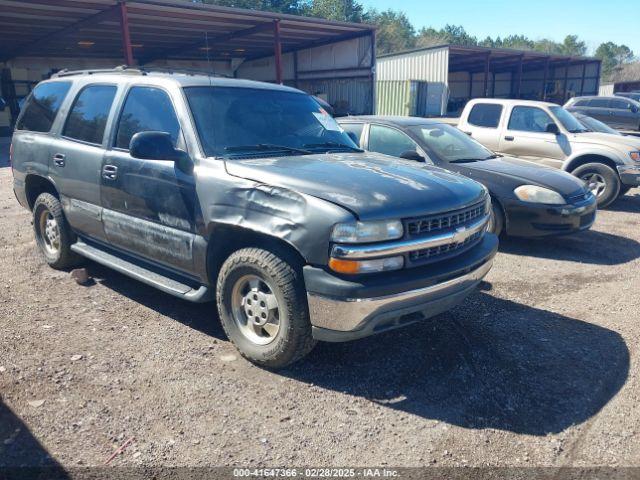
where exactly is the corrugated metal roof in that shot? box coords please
[0,0,374,63]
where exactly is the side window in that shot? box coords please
[63,85,117,144]
[115,87,180,150]
[16,81,72,133]
[368,125,418,157]
[468,103,503,128]
[340,123,364,146]
[588,98,610,108]
[610,99,630,110]
[507,106,555,133]
[573,99,590,107]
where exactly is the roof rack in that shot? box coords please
[51,65,232,79]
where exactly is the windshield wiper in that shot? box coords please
[303,142,363,152]
[448,158,481,163]
[224,144,312,155]
[568,129,588,133]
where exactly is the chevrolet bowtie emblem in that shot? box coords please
[452,226,468,244]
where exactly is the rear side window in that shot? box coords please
[610,99,630,110]
[588,98,610,108]
[16,81,71,133]
[63,85,117,144]
[115,87,180,150]
[340,123,364,146]
[468,103,503,128]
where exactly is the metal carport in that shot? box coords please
[0,0,376,134]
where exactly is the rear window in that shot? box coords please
[63,85,117,144]
[16,81,71,133]
[467,103,503,128]
[572,99,590,107]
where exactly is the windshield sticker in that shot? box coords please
[312,111,343,132]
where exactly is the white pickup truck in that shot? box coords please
[455,99,640,207]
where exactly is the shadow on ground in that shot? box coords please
[499,229,640,265]
[606,191,640,213]
[0,400,68,479]
[90,261,629,437]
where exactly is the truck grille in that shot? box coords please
[406,201,486,236]
[404,199,488,266]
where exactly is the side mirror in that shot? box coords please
[545,123,560,135]
[400,150,425,162]
[0,98,6,112]
[631,105,639,114]
[130,131,191,172]
[346,131,360,146]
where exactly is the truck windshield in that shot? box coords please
[409,123,495,163]
[184,86,358,158]
[549,106,588,133]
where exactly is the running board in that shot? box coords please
[70,241,213,303]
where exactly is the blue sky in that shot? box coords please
[361,0,639,56]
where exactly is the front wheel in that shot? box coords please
[216,247,316,369]
[572,163,620,208]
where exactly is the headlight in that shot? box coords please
[514,185,565,205]
[629,151,640,162]
[329,256,404,274]
[331,220,403,243]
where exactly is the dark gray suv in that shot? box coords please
[11,68,497,368]
[565,95,640,131]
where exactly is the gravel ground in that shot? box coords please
[1,166,639,472]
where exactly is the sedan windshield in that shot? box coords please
[184,86,358,157]
[409,123,495,162]
[550,106,588,133]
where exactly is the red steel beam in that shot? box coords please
[273,19,283,84]
[119,1,134,65]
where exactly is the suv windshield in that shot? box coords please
[409,123,495,162]
[184,86,358,158]
[550,106,588,133]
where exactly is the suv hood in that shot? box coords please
[457,156,587,196]
[570,131,640,150]
[225,152,486,220]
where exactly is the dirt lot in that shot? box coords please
[1,165,640,472]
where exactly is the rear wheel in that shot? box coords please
[572,163,620,208]
[33,193,81,269]
[216,247,316,369]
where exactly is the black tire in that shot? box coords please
[487,199,505,236]
[571,162,621,208]
[32,193,82,269]
[216,247,316,369]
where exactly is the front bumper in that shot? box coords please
[617,165,640,187]
[502,194,597,237]
[304,234,498,342]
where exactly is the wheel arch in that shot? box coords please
[206,224,307,286]
[24,174,59,210]
[563,154,620,174]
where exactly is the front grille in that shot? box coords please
[406,201,485,236]
[409,231,483,262]
[403,199,487,267]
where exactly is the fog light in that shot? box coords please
[329,256,404,274]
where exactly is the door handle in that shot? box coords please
[52,153,65,167]
[504,136,515,141]
[102,164,118,180]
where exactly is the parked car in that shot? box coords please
[11,68,498,368]
[564,95,640,131]
[338,116,596,237]
[572,112,624,136]
[457,99,640,207]
[615,92,640,103]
